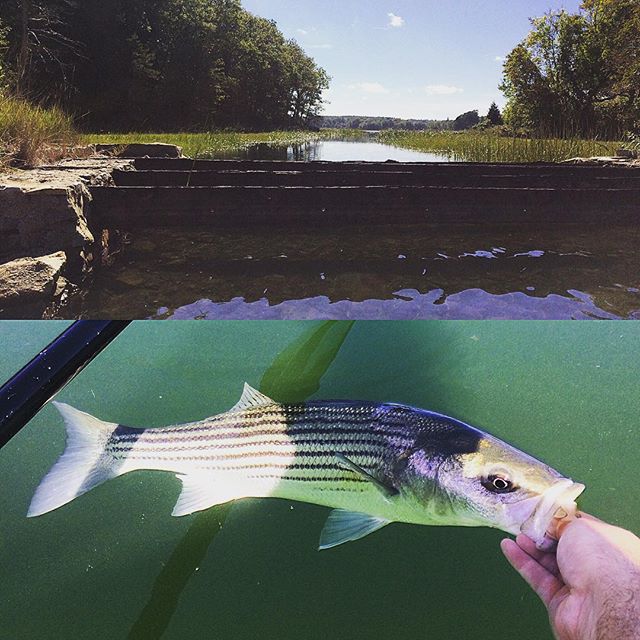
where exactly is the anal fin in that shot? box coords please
[319,509,390,550]
[172,473,240,516]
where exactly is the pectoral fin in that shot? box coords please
[319,509,390,550]
[335,452,398,499]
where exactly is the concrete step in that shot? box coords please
[91,184,640,228]
[112,168,640,189]
[133,158,640,177]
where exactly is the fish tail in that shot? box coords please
[27,402,121,517]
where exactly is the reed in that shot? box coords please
[0,95,76,166]
[84,130,338,159]
[378,130,621,163]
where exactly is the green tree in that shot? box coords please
[487,102,503,125]
[500,1,640,137]
[453,109,480,130]
[0,0,330,131]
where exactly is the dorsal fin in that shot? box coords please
[229,383,275,413]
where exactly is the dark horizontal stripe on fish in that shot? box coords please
[111,424,414,447]
[115,457,374,475]
[108,438,394,457]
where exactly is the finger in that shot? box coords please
[515,534,561,577]
[500,538,564,608]
[556,511,602,538]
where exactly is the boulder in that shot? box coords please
[0,177,94,263]
[95,142,183,158]
[0,251,67,317]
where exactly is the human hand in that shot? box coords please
[500,514,640,640]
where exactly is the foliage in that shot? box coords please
[378,129,620,163]
[487,102,503,126]
[0,94,76,165]
[0,17,7,91]
[319,115,453,131]
[624,132,640,152]
[500,1,640,137]
[452,110,480,130]
[0,0,329,131]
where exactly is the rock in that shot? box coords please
[0,158,135,264]
[0,251,67,316]
[0,177,94,263]
[95,142,183,158]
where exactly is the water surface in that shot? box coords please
[217,137,449,162]
[78,223,640,319]
[1,321,638,639]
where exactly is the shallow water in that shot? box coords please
[1,321,639,639]
[78,223,640,320]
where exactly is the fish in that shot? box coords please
[28,383,585,551]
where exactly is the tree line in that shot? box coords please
[318,115,453,131]
[0,0,329,131]
[320,106,503,132]
[500,0,640,138]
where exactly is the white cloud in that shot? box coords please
[309,43,333,49]
[495,55,506,62]
[297,29,308,36]
[425,84,464,95]
[387,13,405,28]
[349,82,390,94]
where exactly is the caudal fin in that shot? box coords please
[27,402,120,517]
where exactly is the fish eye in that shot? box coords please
[481,474,517,494]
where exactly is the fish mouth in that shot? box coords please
[520,479,585,550]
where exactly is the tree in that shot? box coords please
[500,1,640,137]
[453,110,480,130]
[0,0,82,100]
[0,0,330,131]
[487,102,503,125]
[283,40,329,126]
[0,16,8,91]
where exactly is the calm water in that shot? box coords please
[78,223,640,319]
[217,138,449,162]
[1,321,639,639]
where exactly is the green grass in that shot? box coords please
[378,130,621,163]
[83,130,342,159]
[0,94,76,166]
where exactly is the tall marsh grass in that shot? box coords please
[0,95,76,166]
[378,130,621,163]
[84,130,335,159]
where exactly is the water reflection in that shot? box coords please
[79,223,640,320]
[217,139,448,163]
[161,289,622,320]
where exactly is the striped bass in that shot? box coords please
[28,383,584,550]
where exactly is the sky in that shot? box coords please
[241,0,582,120]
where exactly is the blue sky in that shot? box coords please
[241,0,582,119]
